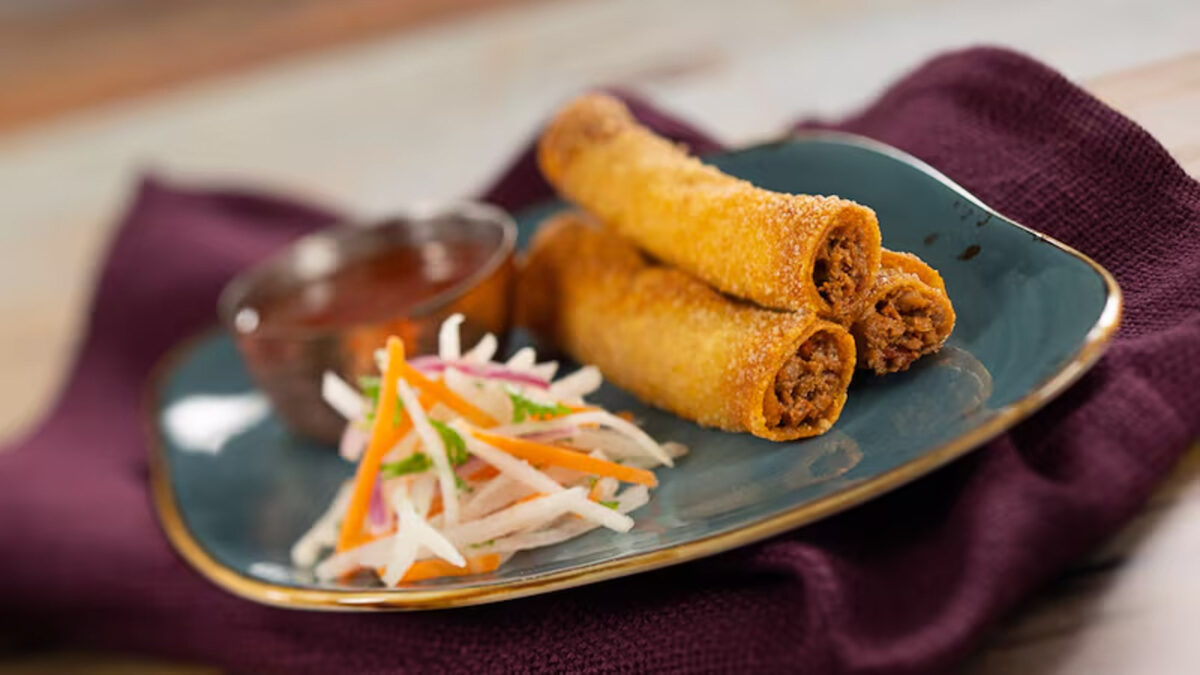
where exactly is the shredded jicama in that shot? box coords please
[301,317,685,587]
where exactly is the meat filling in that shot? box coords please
[812,224,870,314]
[853,287,944,374]
[763,331,844,429]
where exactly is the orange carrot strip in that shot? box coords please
[470,429,658,487]
[513,492,546,505]
[467,465,501,482]
[400,554,503,583]
[427,493,444,519]
[396,360,498,428]
[336,337,408,552]
[587,480,604,502]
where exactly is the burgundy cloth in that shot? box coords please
[2,47,1198,674]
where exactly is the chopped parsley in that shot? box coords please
[469,539,495,549]
[507,391,571,423]
[378,422,469,480]
[380,453,433,478]
[358,375,404,426]
[430,419,469,466]
[599,500,620,510]
[455,475,473,493]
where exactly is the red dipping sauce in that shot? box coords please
[219,209,516,443]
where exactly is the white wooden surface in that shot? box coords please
[1,0,1198,671]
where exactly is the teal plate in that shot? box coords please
[149,133,1120,610]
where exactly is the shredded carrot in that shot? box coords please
[467,465,500,482]
[399,554,503,583]
[616,410,636,422]
[587,480,604,502]
[342,531,385,552]
[568,405,600,414]
[336,337,409,552]
[427,493,444,519]
[395,359,498,428]
[470,429,658,487]
[513,492,546,505]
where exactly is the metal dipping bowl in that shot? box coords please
[218,202,516,444]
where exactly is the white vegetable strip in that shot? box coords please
[505,347,537,371]
[488,411,672,466]
[339,425,368,462]
[441,487,587,547]
[408,474,436,517]
[462,431,633,532]
[381,533,419,587]
[315,533,394,581]
[548,365,603,400]
[462,333,498,363]
[564,428,644,462]
[438,313,464,360]
[395,379,460,526]
[573,411,673,466]
[531,360,559,381]
[382,430,419,464]
[396,494,465,568]
[479,484,650,555]
[321,371,365,421]
[291,481,353,568]
[461,475,532,520]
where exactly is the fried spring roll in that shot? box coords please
[537,93,882,321]
[850,250,956,375]
[517,213,857,441]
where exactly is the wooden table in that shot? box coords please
[0,1,1197,671]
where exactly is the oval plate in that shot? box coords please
[149,133,1121,610]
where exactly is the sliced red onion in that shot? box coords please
[455,456,489,480]
[367,478,388,530]
[339,426,369,461]
[408,356,550,389]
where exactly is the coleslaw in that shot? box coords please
[291,314,686,585]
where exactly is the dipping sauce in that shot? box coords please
[219,206,516,444]
[239,240,496,334]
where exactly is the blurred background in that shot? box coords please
[1,0,1196,446]
[1,0,1198,672]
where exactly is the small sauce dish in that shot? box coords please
[218,202,516,443]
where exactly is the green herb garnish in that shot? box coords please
[380,453,433,478]
[507,391,571,423]
[469,539,495,549]
[429,419,469,466]
[599,500,620,510]
[455,475,473,493]
[358,375,404,426]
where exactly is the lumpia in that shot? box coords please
[850,250,956,374]
[517,212,857,441]
[537,93,882,322]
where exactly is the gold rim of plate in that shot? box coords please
[145,131,1124,611]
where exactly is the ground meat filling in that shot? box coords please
[853,287,944,374]
[812,224,870,314]
[763,331,844,429]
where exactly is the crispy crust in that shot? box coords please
[517,213,856,441]
[850,250,956,374]
[537,93,882,321]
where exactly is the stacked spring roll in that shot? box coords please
[521,93,956,440]
[538,93,882,323]
[517,213,856,441]
[850,250,956,374]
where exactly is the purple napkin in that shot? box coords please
[2,47,1198,674]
